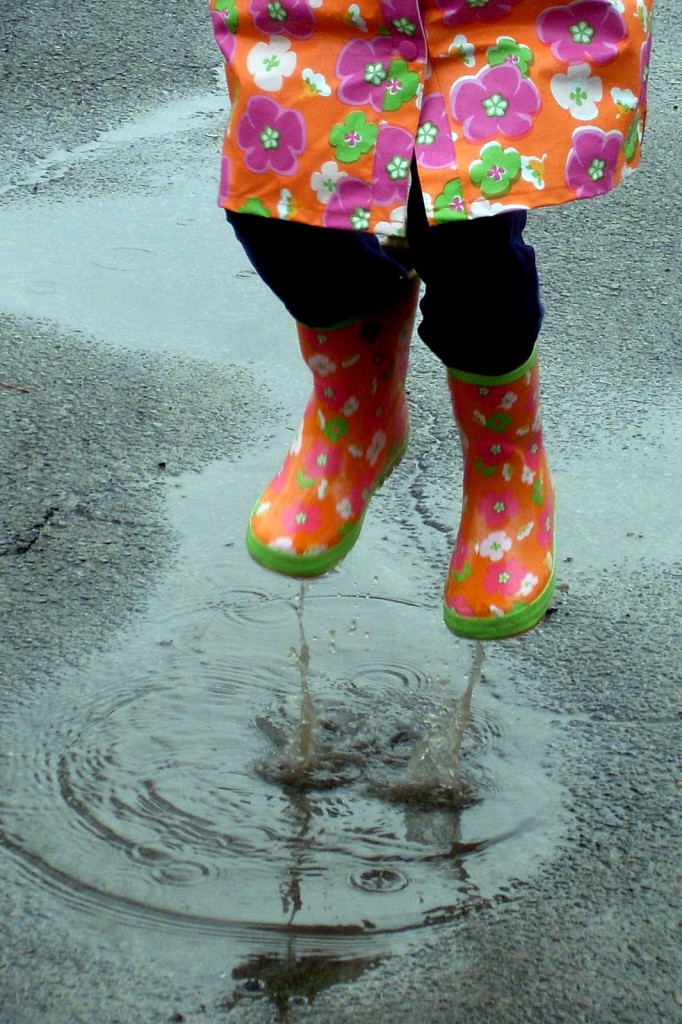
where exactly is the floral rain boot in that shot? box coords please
[246,280,420,576]
[443,346,556,640]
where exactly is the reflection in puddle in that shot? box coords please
[0,587,564,942]
[227,951,381,1021]
[0,462,569,1008]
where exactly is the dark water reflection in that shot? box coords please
[0,586,565,949]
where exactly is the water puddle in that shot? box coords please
[0,461,567,971]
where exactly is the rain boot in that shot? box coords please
[246,279,420,576]
[443,346,556,639]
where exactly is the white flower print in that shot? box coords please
[611,87,637,112]
[269,536,295,551]
[551,63,603,121]
[336,497,353,519]
[470,199,529,218]
[247,36,297,92]
[308,353,336,376]
[277,188,293,219]
[346,3,367,32]
[421,193,435,221]
[521,465,535,485]
[291,424,304,454]
[302,68,332,96]
[348,444,363,458]
[311,161,347,204]
[502,463,512,481]
[480,531,512,562]
[449,34,476,68]
[342,396,360,416]
[519,572,539,596]
[499,390,518,411]
[521,154,547,191]
[517,522,534,540]
[473,410,487,426]
[490,605,505,618]
[317,480,328,499]
[375,207,407,236]
[636,0,649,31]
[366,431,387,466]
[255,500,271,516]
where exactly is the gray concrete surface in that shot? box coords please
[1,2,680,1023]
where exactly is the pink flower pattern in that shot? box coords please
[210,0,650,229]
[380,0,427,62]
[280,503,323,534]
[565,126,623,198]
[451,65,541,142]
[249,0,314,39]
[416,93,457,170]
[373,125,414,203]
[640,33,653,106]
[436,0,522,27]
[237,96,306,175]
[218,155,231,206]
[304,442,343,479]
[536,0,627,66]
[323,177,373,230]
[478,490,521,528]
[336,37,395,112]
[451,595,475,618]
[211,10,236,63]
[483,557,527,597]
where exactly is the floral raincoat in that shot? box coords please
[209,0,653,233]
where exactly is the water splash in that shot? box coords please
[400,641,485,804]
[286,582,318,774]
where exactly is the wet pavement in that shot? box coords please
[1,2,681,1022]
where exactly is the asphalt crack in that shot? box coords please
[1,506,59,556]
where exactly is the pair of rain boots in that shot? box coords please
[246,284,555,640]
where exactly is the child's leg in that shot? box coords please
[404,187,555,639]
[405,183,543,375]
[227,211,414,327]
[227,211,421,576]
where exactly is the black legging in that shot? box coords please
[227,167,543,375]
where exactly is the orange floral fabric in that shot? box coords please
[209,0,653,232]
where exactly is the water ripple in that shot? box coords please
[0,592,566,944]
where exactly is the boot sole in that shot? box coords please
[245,433,409,578]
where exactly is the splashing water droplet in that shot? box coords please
[403,642,485,803]
[286,582,318,775]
